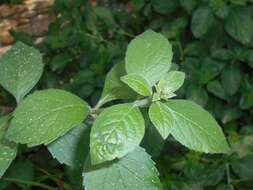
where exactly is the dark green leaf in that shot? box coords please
[191,6,214,38]
[48,124,90,169]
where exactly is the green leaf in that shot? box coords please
[121,74,152,97]
[161,17,188,39]
[225,7,253,45]
[191,6,214,38]
[149,102,173,139]
[186,85,208,107]
[179,0,197,13]
[152,0,178,14]
[7,89,89,147]
[209,0,229,19]
[0,115,17,178]
[211,48,233,61]
[207,80,226,100]
[50,53,72,71]
[0,42,44,102]
[221,65,241,96]
[141,123,165,158]
[90,103,145,165]
[199,57,224,84]
[48,123,90,169]
[0,115,11,139]
[83,147,162,190]
[125,30,172,86]
[240,92,253,110]
[8,159,34,190]
[94,6,117,28]
[156,71,185,95]
[232,155,253,180]
[164,100,229,153]
[98,63,137,107]
[0,142,17,178]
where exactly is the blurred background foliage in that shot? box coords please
[0,0,253,189]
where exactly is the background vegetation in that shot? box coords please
[0,0,253,189]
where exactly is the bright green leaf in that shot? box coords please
[7,89,89,147]
[156,71,185,95]
[191,6,214,38]
[48,123,90,169]
[164,100,229,153]
[98,63,137,107]
[149,102,173,139]
[90,103,145,165]
[83,147,162,190]
[125,30,172,86]
[0,42,44,102]
[121,74,152,96]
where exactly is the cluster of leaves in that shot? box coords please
[0,0,253,189]
[0,30,229,189]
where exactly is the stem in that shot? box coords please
[4,178,57,190]
[133,98,151,107]
[176,37,184,61]
[226,164,232,186]
[226,164,234,189]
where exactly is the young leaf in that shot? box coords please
[48,123,90,169]
[191,6,214,38]
[125,30,172,86]
[97,63,137,107]
[164,100,229,153]
[90,103,145,165]
[149,102,173,139]
[83,147,162,190]
[156,71,185,95]
[121,74,152,96]
[7,89,89,147]
[0,42,44,103]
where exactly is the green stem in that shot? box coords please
[226,164,234,189]
[4,178,57,190]
[133,98,151,107]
